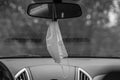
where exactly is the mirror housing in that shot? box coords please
[27,2,82,19]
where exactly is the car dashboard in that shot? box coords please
[0,58,120,80]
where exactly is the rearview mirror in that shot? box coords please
[27,2,82,19]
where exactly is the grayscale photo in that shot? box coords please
[0,0,120,80]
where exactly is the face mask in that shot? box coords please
[46,21,68,63]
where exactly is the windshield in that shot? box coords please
[0,0,119,58]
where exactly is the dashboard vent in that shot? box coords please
[78,68,92,80]
[15,68,30,80]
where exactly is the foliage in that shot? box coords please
[0,0,120,57]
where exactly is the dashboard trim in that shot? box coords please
[15,68,30,80]
[78,68,92,80]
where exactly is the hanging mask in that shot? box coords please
[46,21,68,63]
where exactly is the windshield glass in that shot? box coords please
[0,0,119,58]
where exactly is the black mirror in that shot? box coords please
[27,2,82,19]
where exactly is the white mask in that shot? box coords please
[46,21,68,63]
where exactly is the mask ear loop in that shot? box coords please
[58,58,71,79]
[59,62,66,79]
[67,58,71,78]
[46,16,70,79]
[54,21,70,79]
[58,1,85,79]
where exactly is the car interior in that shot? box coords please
[0,0,120,80]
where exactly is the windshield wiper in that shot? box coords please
[10,54,41,57]
[63,38,90,43]
[0,54,51,59]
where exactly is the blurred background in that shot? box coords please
[0,0,120,57]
